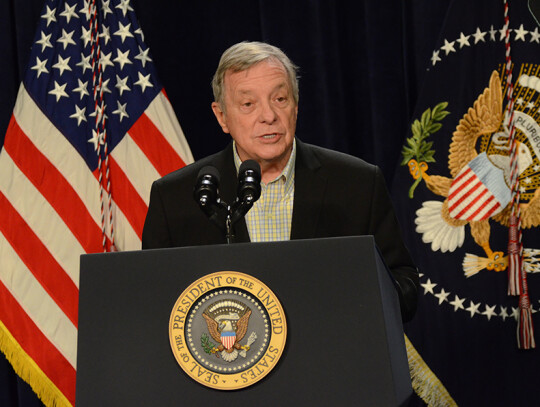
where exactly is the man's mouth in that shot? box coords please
[261,133,278,139]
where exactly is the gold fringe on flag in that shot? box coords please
[405,334,458,407]
[0,321,71,407]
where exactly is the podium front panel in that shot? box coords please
[77,236,411,406]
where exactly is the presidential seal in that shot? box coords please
[168,271,287,390]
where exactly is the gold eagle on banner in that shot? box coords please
[406,70,540,276]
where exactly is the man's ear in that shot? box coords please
[211,102,230,134]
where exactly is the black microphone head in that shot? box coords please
[197,165,220,183]
[238,159,260,175]
[194,165,220,207]
[238,160,261,203]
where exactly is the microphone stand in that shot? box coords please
[225,207,234,244]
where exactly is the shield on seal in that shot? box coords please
[220,331,236,350]
[447,152,511,221]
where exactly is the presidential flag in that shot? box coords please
[0,0,193,405]
[393,0,540,405]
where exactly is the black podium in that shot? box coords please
[76,236,411,406]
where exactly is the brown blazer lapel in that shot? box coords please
[290,140,327,240]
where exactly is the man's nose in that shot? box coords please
[258,101,277,123]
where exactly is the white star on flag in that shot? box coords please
[135,45,152,67]
[88,129,104,150]
[113,101,129,122]
[36,31,53,52]
[48,81,69,101]
[114,22,135,43]
[69,105,87,126]
[57,29,76,49]
[114,49,132,70]
[59,3,79,23]
[81,26,92,47]
[100,24,111,45]
[52,55,72,76]
[116,0,134,16]
[72,78,89,99]
[99,51,115,71]
[31,57,49,78]
[76,52,92,74]
[115,74,131,95]
[41,5,57,26]
[134,71,153,92]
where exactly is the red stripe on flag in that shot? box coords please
[0,281,76,404]
[449,168,475,194]
[5,116,105,254]
[452,167,473,184]
[94,157,147,238]
[455,187,488,219]
[448,174,480,213]
[128,113,186,176]
[0,192,78,325]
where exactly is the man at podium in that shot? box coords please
[142,41,419,321]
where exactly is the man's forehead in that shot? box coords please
[224,60,289,87]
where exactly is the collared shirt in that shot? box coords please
[233,140,296,242]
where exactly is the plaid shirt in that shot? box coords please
[233,140,296,242]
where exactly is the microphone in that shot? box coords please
[231,160,261,224]
[193,166,222,219]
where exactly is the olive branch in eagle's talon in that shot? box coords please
[401,102,450,198]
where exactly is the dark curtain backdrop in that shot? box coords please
[0,1,449,405]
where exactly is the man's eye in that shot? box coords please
[276,96,287,103]
[242,102,252,107]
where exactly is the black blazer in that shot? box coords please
[142,139,418,320]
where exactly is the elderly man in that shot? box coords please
[142,41,418,321]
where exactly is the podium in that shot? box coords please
[76,236,412,406]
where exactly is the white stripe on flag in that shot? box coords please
[0,234,77,367]
[145,91,194,163]
[0,151,82,285]
[105,201,141,251]
[111,133,160,206]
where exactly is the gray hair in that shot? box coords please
[212,41,299,110]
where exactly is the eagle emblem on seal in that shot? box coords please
[201,299,256,362]
[405,70,540,276]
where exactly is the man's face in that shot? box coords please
[212,60,298,169]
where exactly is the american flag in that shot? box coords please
[0,0,193,405]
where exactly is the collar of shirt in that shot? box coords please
[232,139,296,194]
